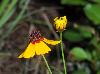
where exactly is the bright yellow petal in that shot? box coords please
[34,41,51,55]
[54,16,67,32]
[43,38,61,45]
[18,43,35,58]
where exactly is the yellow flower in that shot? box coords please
[18,31,60,58]
[54,16,67,32]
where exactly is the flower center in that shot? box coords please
[29,30,44,44]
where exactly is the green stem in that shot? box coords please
[42,55,52,74]
[60,32,67,74]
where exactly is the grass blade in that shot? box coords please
[0,0,9,16]
[0,0,17,28]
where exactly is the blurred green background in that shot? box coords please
[0,0,100,74]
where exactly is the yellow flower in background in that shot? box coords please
[18,31,60,58]
[54,16,67,32]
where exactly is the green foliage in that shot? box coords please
[97,71,100,74]
[73,69,88,74]
[70,47,91,61]
[94,0,100,3]
[90,37,100,60]
[61,0,87,5]
[90,37,100,50]
[0,0,9,16]
[84,4,100,25]
[63,25,93,42]
[0,0,17,28]
[92,50,98,60]
[77,25,93,38]
[4,0,30,37]
[0,0,30,40]
[61,0,100,25]
[63,30,83,42]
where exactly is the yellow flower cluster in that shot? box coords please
[54,16,67,32]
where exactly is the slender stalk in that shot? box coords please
[42,55,52,74]
[24,60,29,74]
[60,32,67,74]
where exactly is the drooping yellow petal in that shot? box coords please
[34,41,51,55]
[43,38,61,45]
[18,43,35,58]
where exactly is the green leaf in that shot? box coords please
[0,0,9,16]
[97,71,100,74]
[70,47,89,61]
[92,50,98,60]
[90,37,100,49]
[94,0,100,4]
[73,69,88,74]
[86,51,92,61]
[63,30,83,42]
[84,4,100,25]
[61,0,87,5]
[78,26,93,38]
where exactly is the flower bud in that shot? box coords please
[54,16,67,32]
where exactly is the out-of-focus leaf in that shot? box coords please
[90,37,98,45]
[94,0,100,3]
[84,4,100,25]
[0,0,9,16]
[97,71,100,74]
[61,0,87,5]
[90,37,100,49]
[70,47,89,61]
[73,69,88,74]
[86,51,92,61]
[91,37,100,60]
[78,26,93,38]
[81,30,92,38]
[92,50,98,60]
[63,30,83,42]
